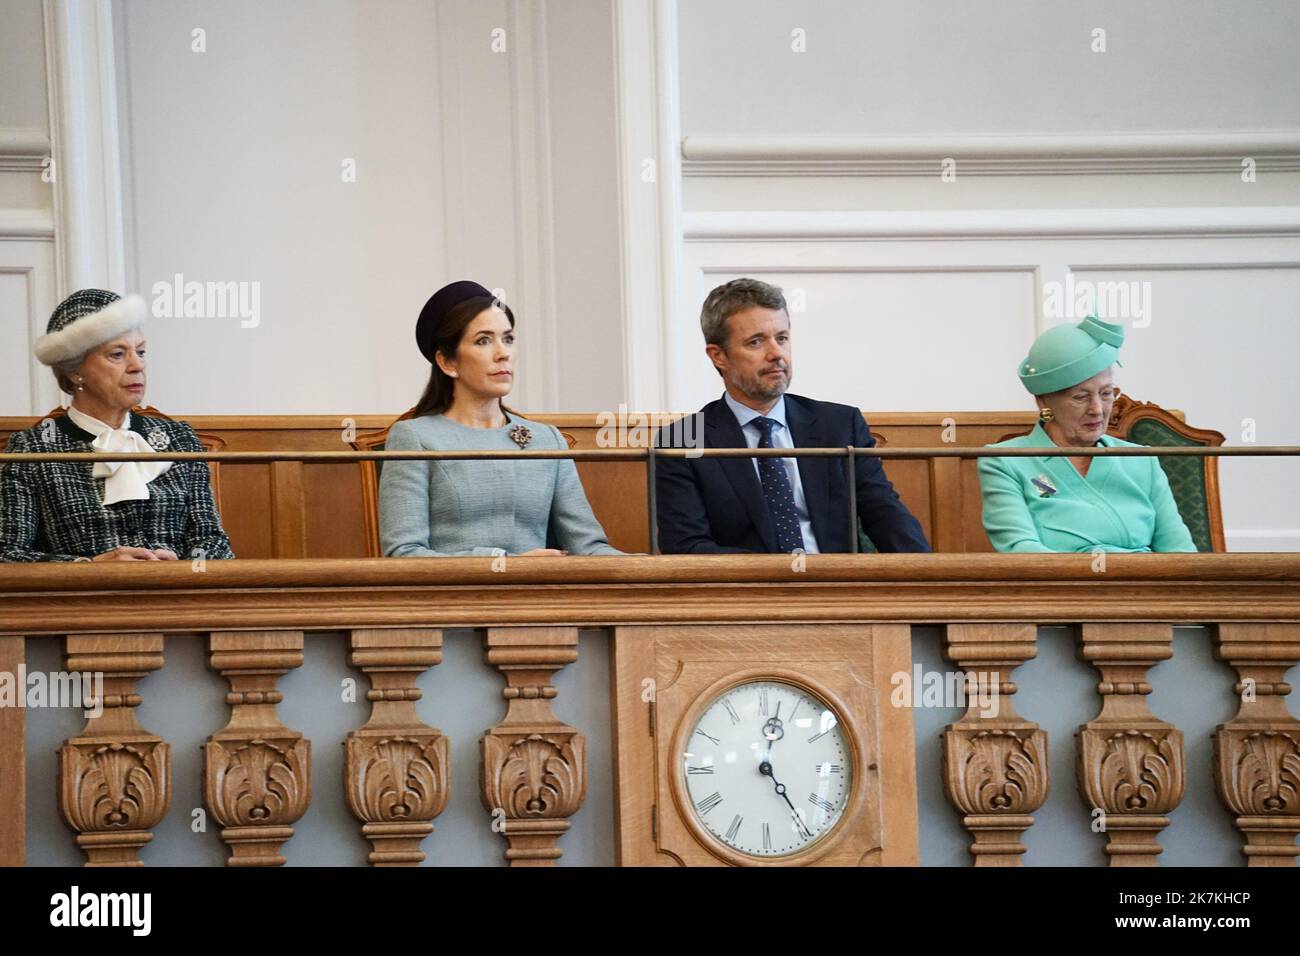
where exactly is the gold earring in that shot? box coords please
[1038,407,1054,424]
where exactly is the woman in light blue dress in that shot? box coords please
[380,281,621,557]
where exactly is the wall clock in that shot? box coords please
[612,623,918,866]
[679,677,854,859]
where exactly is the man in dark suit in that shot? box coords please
[655,278,929,554]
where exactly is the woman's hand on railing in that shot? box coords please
[519,548,568,557]
[91,546,177,561]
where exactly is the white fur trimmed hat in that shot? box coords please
[34,289,147,366]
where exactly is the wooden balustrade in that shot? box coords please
[482,627,587,866]
[344,628,449,866]
[941,624,1046,866]
[2,554,1298,867]
[1076,624,1187,866]
[59,634,170,866]
[205,631,311,866]
[1213,623,1300,867]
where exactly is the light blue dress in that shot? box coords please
[380,413,622,557]
[978,423,1197,553]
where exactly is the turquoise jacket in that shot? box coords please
[978,423,1196,553]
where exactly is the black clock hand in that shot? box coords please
[762,701,785,754]
[759,760,813,838]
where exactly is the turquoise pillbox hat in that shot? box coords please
[1018,315,1124,395]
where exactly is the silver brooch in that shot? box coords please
[147,430,171,450]
[1030,474,1058,497]
[508,423,533,449]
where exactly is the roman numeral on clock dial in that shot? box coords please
[695,792,723,816]
[724,814,743,842]
[808,793,837,815]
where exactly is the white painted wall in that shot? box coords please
[107,0,624,416]
[678,0,1300,137]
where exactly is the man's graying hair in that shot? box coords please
[700,278,788,348]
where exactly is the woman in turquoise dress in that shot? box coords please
[978,316,1196,553]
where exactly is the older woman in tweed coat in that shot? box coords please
[0,289,233,562]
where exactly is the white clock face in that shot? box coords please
[682,680,852,858]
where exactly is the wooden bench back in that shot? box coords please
[0,397,1223,556]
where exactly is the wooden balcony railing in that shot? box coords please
[2,554,1298,867]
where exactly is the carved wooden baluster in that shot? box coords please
[58,634,171,866]
[481,626,587,866]
[204,630,311,866]
[344,628,450,866]
[1076,623,1185,866]
[941,624,1048,866]
[1213,623,1300,866]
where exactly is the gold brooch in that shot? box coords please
[508,423,533,449]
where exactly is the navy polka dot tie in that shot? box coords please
[752,417,806,553]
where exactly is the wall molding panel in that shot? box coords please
[0,126,50,173]
[682,132,1300,178]
[0,210,55,240]
[0,242,59,414]
[683,207,1300,242]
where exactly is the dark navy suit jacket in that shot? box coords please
[654,393,930,554]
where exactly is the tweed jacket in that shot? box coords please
[0,411,234,562]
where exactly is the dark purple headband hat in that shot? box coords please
[415,280,502,364]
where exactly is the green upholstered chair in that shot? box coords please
[1110,395,1226,552]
